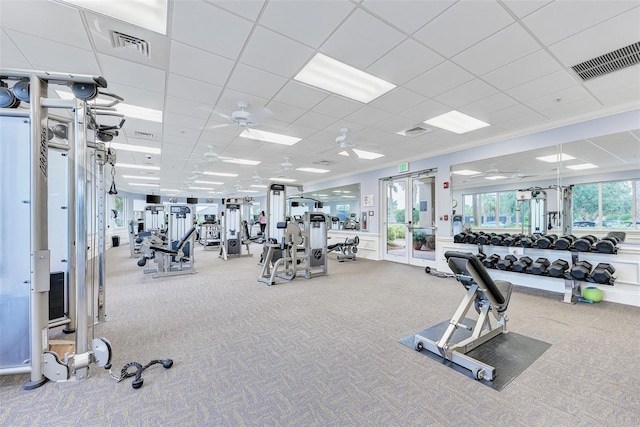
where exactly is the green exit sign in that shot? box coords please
[398,162,409,173]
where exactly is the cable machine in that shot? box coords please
[0,68,122,388]
[219,197,253,260]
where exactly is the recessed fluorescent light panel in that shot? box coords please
[129,182,159,187]
[567,163,598,170]
[294,53,396,103]
[60,0,168,35]
[452,169,481,176]
[485,175,506,180]
[535,153,576,163]
[424,110,490,134]
[338,149,384,160]
[110,142,161,155]
[269,177,297,182]
[189,186,214,190]
[223,158,261,166]
[238,190,259,193]
[160,188,179,192]
[122,175,159,180]
[195,180,223,185]
[295,167,330,174]
[250,184,267,188]
[203,172,238,177]
[240,129,301,146]
[117,163,160,171]
[55,90,163,122]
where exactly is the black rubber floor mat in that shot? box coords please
[399,319,551,391]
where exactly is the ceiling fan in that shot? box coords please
[202,144,232,162]
[329,127,381,159]
[208,100,272,130]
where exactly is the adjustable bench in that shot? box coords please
[414,251,513,381]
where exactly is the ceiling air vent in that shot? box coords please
[571,41,640,81]
[397,126,432,137]
[313,160,336,166]
[110,31,150,58]
[134,131,155,139]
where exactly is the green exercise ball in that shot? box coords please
[582,286,603,302]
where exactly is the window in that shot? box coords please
[108,194,125,229]
[572,180,637,229]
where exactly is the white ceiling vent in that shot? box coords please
[313,160,336,166]
[134,131,155,139]
[571,42,640,81]
[397,126,432,138]
[110,31,150,57]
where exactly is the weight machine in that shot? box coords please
[0,68,123,388]
[219,197,253,261]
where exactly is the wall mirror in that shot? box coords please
[299,184,361,230]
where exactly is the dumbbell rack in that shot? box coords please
[470,242,617,304]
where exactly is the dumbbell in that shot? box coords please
[529,257,551,275]
[454,232,467,243]
[574,235,597,252]
[512,256,533,273]
[535,234,557,249]
[481,254,501,269]
[490,233,509,246]
[463,232,478,244]
[548,259,570,277]
[496,254,517,271]
[503,234,522,246]
[554,235,576,251]
[595,236,619,254]
[476,233,493,245]
[518,234,539,248]
[570,260,593,281]
[589,263,616,285]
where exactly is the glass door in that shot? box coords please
[384,173,436,268]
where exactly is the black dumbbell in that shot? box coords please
[481,254,501,269]
[554,235,576,251]
[589,263,616,285]
[548,259,570,277]
[512,256,533,273]
[476,233,493,245]
[496,254,517,271]
[595,236,619,254]
[529,257,551,275]
[570,260,593,281]
[574,235,597,252]
[454,232,467,243]
[535,234,557,249]
[518,234,539,248]
[503,234,523,246]
[463,232,478,244]
[490,233,509,246]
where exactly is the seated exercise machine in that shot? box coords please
[414,251,513,381]
[327,235,359,262]
[137,227,197,278]
[219,197,253,261]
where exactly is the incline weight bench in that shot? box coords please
[414,251,513,381]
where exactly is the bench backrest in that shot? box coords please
[445,251,506,306]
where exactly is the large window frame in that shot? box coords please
[572,179,637,230]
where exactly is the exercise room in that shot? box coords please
[1,0,639,425]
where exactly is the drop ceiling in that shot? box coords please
[1,0,639,197]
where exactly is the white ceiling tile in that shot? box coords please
[0,0,91,50]
[413,0,513,57]
[225,63,288,100]
[525,86,597,112]
[263,100,306,123]
[0,57,32,69]
[311,95,364,119]
[401,99,451,123]
[169,40,235,85]
[452,24,541,76]
[507,70,578,102]
[548,8,640,67]
[0,29,28,62]
[165,96,214,120]
[585,65,640,95]
[240,26,314,78]
[370,115,419,133]
[536,96,603,120]
[272,81,330,110]
[172,0,253,60]
[522,0,638,45]
[344,105,391,127]
[293,111,340,131]
[260,0,355,48]
[361,0,455,34]
[459,93,519,119]
[405,61,474,98]
[369,87,428,114]
[367,38,444,85]
[321,9,406,69]
[487,103,547,127]
[434,79,499,109]
[482,50,561,90]
[7,31,100,75]
[501,0,553,18]
[208,0,266,21]
[163,112,207,130]
[166,73,223,105]
[98,53,165,93]
[121,118,163,138]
